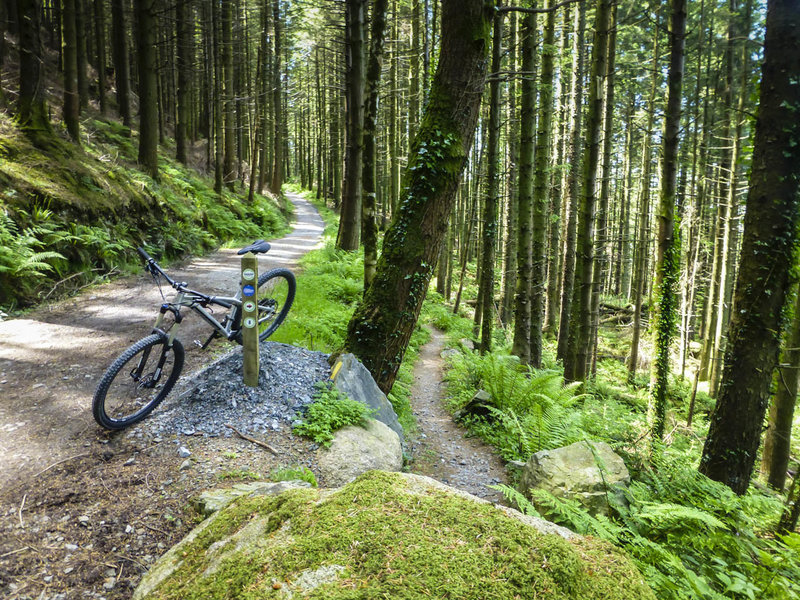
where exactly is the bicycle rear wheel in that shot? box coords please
[93,334,185,430]
[257,268,296,341]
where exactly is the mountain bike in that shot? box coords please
[92,241,295,430]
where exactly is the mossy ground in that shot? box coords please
[140,471,654,600]
[0,112,289,311]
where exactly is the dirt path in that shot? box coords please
[0,191,324,490]
[407,327,508,503]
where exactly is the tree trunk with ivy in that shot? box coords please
[699,0,800,495]
[346,0,492,393]
[762,285,800,492]
[650,0,686,442]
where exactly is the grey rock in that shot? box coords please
[177,447,191,458]
[517,440,630,517]
[329,353,403,441]
[316,419,403,487]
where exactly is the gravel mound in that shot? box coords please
[129,342,331,440]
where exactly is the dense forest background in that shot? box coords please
[2,0,800,597]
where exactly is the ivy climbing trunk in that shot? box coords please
[650,0,686,442]
[699,0,800,495]
[346,0,492,393]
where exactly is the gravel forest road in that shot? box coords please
[0,191,324,490]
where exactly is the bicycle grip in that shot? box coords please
[137,247,153,262]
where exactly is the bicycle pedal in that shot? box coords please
[193,339,203,348]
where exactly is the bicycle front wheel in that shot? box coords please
[257,268,296,341]
[93,334,185,430]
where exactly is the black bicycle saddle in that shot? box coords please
[237,240,271,255]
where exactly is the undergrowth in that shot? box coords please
[293,382,374,447]
[428,291,800,599]
[0,115,289,311]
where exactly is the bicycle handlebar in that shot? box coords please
[137,246,153,262]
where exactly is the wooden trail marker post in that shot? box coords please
[240,254,259,387]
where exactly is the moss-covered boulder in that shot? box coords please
[133,471,655,600]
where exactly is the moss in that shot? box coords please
[139,472,655,600]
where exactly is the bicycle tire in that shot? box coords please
[257,268,296,341]
[92,334,185,430]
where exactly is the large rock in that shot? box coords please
[518,441,630,516]
[330,353,403,441]
[133,471,654,600]
[316,418,403,486]
[193,480,312,517]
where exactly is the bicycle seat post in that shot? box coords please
[240,252,260,387]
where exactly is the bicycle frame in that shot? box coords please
[152,291,244,346]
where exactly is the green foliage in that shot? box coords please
[293,382,374,447]
[444,351,587,461]
[270,465,318,487]
[0,114,288,311]
[268,242,364,352]
[516,452,800,600]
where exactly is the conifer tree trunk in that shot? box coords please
[762,286,800,492]
[269,0,284,194]
[511,10,536,365]
[17,0,52,141]
[650,0,686,442]
[135,0,159,177]
[500,11,518,326]
[337,0,366,250]
[110,0,131,128]
[93,0,107,115]
[699,0,800,495]
[556,0,586,362]
[75,0,88,109]
[62,0,81,142]
[388,0,399,214]
[628,23,660,384]
[346,0,492,393]
[563,0,611,383]
[529,0,557,368]
[222,0,236,190]
[479,11,503,354]
[589,0,617,374]
[546,5,572,333]
[175,0,191,164]
[362,0,388,288]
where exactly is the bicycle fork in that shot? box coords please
[130,299,183,387]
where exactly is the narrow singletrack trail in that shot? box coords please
[407,327,508,502]
[0,192,324,489]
